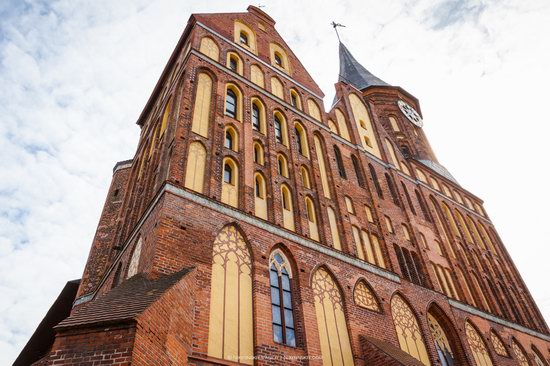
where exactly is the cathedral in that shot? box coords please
[17,5,550,366]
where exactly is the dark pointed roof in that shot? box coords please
[338,42,390,90]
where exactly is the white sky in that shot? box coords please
[1,0,549,363]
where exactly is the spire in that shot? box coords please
[338,42,390,90]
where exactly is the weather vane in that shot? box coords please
[331,21,346,42]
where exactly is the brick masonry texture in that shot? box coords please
[28,4,550,366]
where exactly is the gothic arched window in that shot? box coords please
[353,280,380,312]
[369,164,383,198]
[185,141,207,193]
[269,250,296,347]
[351,154,365,188]
[511,339,530,366]
[427,313,456,366]
[312,268,354,365]
[225,88,237,119]
[391,294,431,365]
[465,321,493,366]
[207,226,253,364]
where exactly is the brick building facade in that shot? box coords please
[18,5,550,366]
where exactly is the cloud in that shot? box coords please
[1,0,550,364]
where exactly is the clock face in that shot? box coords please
[397,100,423,128]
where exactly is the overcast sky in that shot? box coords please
[1,0,549,363]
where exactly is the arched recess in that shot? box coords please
[126,237,143,279]
[277,153,289,178]
[160,96,173,137]
[305,196,319,241]
[390,294,431,365]
[199,36,219,61]
[353,279,380,312]
[254,172,268,220]
[300,166,311,189]
[531,345,547,366]
[185,141,207,193]
[207,225,253,364]
[465,321,494,366]
[307,99,322,121]
[290,89,302,109]
[326,206,342,250]
[269,42,290,73]
[250,64,264,87]
[280,184,295,231]
[253,141,264,165]
[191,72,214,138]
[224,125,239,152]
[427,304,468,366]
[335,108,351,141]
[489,330,509,357]
[311,267,354,366]
[271,76,284,99]
[511,338,530,366]
[328,119,339,134]
[314,134,331,199]
[226,51,244,75]
[234,20,257,54]
[348,93,381,157]
[221,157,239,208]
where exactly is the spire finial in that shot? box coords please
[331,21,346,42]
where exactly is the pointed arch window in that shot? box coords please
[351,155,365,188]
[290,89,301,109]
[252,103,260,131]
[427,313,456,366]
[334,145,346,179]
[185,141,207,193]
[208,226,253,364]
[273,112,288,146]
[254,173,267,220]
[294,122,309,157]
[274,52,283,66]
[229,55,238,72]
[269,250,296,347]
[489,330,508,357]
[199,37,219,61]
[369,164,383,198]
[312,268,354,365]
[191,73,213,138]
[465,321,493,366]
[416,190,432,222]
[385,173,400,206]
[532,346,546,366]
[511,339,530,366]
[391,295,431,365]
[353,280,380,311]
[402,183,416,215]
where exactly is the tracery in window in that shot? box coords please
[489,330,508,357]
[511,339,530,366]
[391,295,431,365]
[465,321,493,366]
[353,280,380,312]
[427,313,455,366]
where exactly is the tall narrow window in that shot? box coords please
[300,166,311,189]
[277,154,289,178]
[385,173,400,206]
[253,142,264,165]
[290,89,301,109]
[402,183,416,215]
[305,197,319,241]
[281,185,294,231]
[327,207,342,250]
[185,141,207,193]
[199,37,219,61]
[294,123,309,157]
[254,173,267,220]
[208,226,253,364]
[224,127,237,151]
[334,146,346,179]
[351,155,365,188]
[314,135,331,199]
[274,52,282,66]
[252,103,260,131]
[270,251,296,347]
[250,65,264,87]
[391,295,431,366]
[416,189,432,222]
[274,116,282,143]
[221,158,238,207]
[369,164,383,198]
[465,321,493,366]
[225,89,237,119]
[160,97,172,137]
[229,56,238,72]
[312,268,354,365]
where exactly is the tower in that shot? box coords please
[18,5,550,366]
